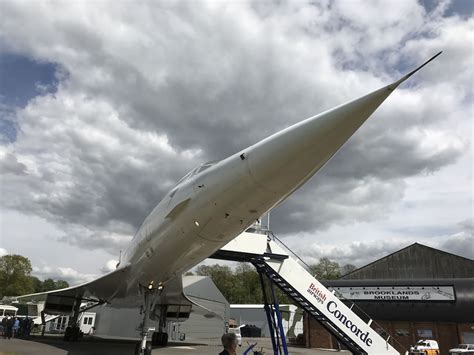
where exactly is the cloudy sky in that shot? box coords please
[0,0,472,285]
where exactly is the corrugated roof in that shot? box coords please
[341,242,474,280]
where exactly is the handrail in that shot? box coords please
[268,231,314,273]
[268,230,405,353]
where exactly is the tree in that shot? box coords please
[41,278,57,292]
[0,255,70,297]
[29,276,43,293]
[54,280,69,290]
[195,262,294,305]
[0,254,34,297]
[196,264,235,302]
[38,278,69,292]
[310,258,341,280]
[232,263,262,304]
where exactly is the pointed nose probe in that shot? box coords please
[246,52,442,198]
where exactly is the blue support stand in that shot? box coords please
[270,282,289,355]
[258,271,289,355]
[259,272,278,354]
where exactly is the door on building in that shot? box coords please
[80,313,96,335]
[50,316,68,333]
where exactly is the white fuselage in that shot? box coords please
[119,81,399,294]
[122,154,265,290]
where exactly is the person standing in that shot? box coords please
[1,317,6,338]
[219,333,238,355]
[12,317,20,338]
[25,316,33,338]
[5,316,13,339]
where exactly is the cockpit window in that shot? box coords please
[174,160,218,186]
[175,171,193,186]
[196,161,217,174]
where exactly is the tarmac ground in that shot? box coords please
[0,335,349,355]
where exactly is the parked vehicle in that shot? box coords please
[449,344,474,354]
[409,339,440,355]
[0,305,18,321]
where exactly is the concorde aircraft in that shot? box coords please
[17,52,441,355]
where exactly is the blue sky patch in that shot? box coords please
[0,53,59,107]
[0,53,60,143]
[446,0,473,18]
[420,0,473,18]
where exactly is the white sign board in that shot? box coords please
[331,286,455,301]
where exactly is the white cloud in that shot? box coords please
[438,219,474,259]
[33,265,98,286]
[0,0,471,276]
[287,219,473,268]
[292,238,411,267]
[101,259,119,274]
[0,248,8,257]
[284,210,473,268]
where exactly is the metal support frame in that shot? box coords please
[158,305,167,333]
[270,282,289,355]
[212,231,400,355]
[40,310,46,336]
[259,272,278,354]
[41,297,104,341]
[63,297,82,341]
[70,298,82,326]
[136,284,162,354]
[258,268,289,355]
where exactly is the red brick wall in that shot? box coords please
[437,323,459,355]
[390,321,412,353]
[457,323,474,344]
[304,316,469,354]
[303,314,333,349]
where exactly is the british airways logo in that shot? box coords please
[307,283,327,304]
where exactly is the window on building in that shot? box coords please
[395,329,410,336]
[417,329,433,338]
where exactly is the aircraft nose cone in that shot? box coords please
[246,84,394,195]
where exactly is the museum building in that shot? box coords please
[304,243,474,355]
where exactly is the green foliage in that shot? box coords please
[196,264,235,302]
[195,263,292,304]
[309,257,341,280]
[30,276,42,293]
[40,278,69,292]
[0,254,69,297]
[54,280,69,290]
[29,276,69,293]
[41,278,57,292]
[232,263,263,303]
[0,254,34,297]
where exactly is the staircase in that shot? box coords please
[214,231,400,355]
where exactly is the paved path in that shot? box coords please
[0,336,349,354]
